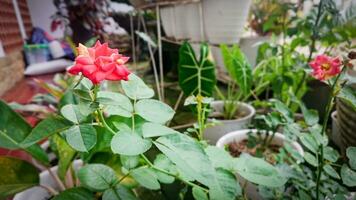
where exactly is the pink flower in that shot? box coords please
[68,41,130,84]
[309,55,341,81]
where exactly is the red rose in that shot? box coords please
[68,41,130,84]
[309,55,341,81]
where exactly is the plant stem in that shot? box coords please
[315,68,344,199]
[46,167,66,191]
[140,154,209,193]
[39,185,58,196]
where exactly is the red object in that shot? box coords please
[309,55,341,81]
[68,41,131,84]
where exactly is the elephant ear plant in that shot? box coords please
[0,41,286,200]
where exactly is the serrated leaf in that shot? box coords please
[346,147,356,170]
[220,44,252,95]
[178,42,216,97]
[341,164,356,187]
[77,164,118,191]
[63,124,97,152]
[323,164,340,179]
[120,155,140,170]
[60,104,92,123]
[97,91,133,117]
[234,154,287,187]
[142,122,179,138]
[103,184,138,200]
[131,167,160,190]
[121,74,154,100]
[21,116,72,147]
[135,99,175,124]
[0,157,39,199]
[304,152,318,167]
[52,187,94,200]
[111,130,152,156]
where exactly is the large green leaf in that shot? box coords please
[338,85,356,110]
[0,156,39,198]
[60,104,92,124]
[205,146,235,171]
[142,122,179,138]
[153,154,176,184]
[346,147,356,170]
[130,167,161,190]
[103,184,138,200]
[178,42,216,96]
[97,91,133,118]
[154,134,216,187]
[341,164,356,187]
[234,154,287,187]
[209,168,241,200]
[63,124,97,152]
[192,186,209,200]
[52,187,94,200]
[0,101,49,164]
[120,155,140,170]
[121,73,154,100]
[135,99,175,124]
[52,134,76,180]
[220,44,252,95]
[77,164,118,191]
[21,116,72,147]
[111,130,152,156]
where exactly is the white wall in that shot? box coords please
[27,0,64,39]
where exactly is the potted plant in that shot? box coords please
[1,41,286,200]
[203,44,256,144]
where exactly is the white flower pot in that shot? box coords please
[202,0,252,45]
[203,101,255,144]
[331,111,342,148]
[173,4,187,40]
[160,6,175,38]
[14,160,83,200]
[216,129,304,200]
[184,3,203,42]
[239,36,270,68]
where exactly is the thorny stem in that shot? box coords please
[140,154,209,193]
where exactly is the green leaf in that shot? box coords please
[60,104,92,124]
[299,101,319,126]
[120,155,140,170]
[103,184,138,200]
[153,154,176,184]
[63,124,97,152]
[299,134,318,154]
[205,146,234,171]
[304,152,318,167]
[338,85,356,110]
[21,116,72,147]
[324,146,339,162]
[52,134,76,180]
[192,186,208,200]
[346,147,356,170]
[97,91,133,117]
[0,101,49,164]
[178,42,216,96]
[131,167,160,190]
[323,164,340,179]
[52,187,94,200]
[77,164,118,191]
[0,156,39,198]
[154,134,216,187]
[273,100,293,122]
[209,168,241,200]
[142,122,179,138]
[341,164,356,187]
[234,154,287,187]
[121,73,154,100]
[111,130,152,156]
[135,99,175,124]
[220,44,252,95]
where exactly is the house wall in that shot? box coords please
[27,0,64,39]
